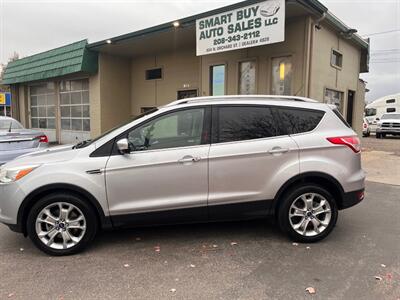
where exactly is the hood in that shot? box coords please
[2,144,78,168]
[379,118,400,124]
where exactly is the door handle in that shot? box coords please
[268,147,290,155]
[178,156,201,164]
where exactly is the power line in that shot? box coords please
[361,29,400,37]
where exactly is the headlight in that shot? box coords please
[0,165,40,184]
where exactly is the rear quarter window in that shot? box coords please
[278,108,325,134]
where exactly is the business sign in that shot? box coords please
[196,0,285,56]
[0,92,11,106]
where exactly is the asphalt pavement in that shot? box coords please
[0,181,399,299]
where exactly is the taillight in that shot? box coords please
[37,135,48,143]
[327,136,361,153]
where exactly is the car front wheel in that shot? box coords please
[278,184,338,243]
[27,192,98,256]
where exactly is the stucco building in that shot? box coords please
[2,0,369,144]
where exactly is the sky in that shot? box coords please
[0,0,399,102]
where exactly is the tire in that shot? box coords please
[376,133,381,139]
[27,192,98,256]
[277,184,338,243]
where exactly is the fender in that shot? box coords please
[273,171,345,211]
[16,183,113,235]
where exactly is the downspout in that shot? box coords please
[307,12,327,99]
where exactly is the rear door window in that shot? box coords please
[278,108,325,134]
[214,106,281,143]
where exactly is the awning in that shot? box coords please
[1,40,98,85]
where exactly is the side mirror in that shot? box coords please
[116,138,130,154]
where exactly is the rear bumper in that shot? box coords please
[340,189,365,210]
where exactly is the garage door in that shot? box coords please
[59,79,90,145]
[30,83,57,142]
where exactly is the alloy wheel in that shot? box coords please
[35,202,87,250]
[288,193,332,237]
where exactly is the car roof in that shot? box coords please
[0,116,16,121]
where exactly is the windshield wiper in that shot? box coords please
[73,139,92,149]
[8,121,12,133]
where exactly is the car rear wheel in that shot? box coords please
[27,192,98,256]
[278,184,338,243]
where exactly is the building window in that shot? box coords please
[146,68,162,80]
[386,99,395,104]
[331,50,343,68]
[0,105,11,117]
[177,89,198,100]
[60,79,90,132]
[271,56,292,95]
[238,61,256,95]
[141,107,156,113]
[210,65,226,96]
[325,88,344,112]
[30,83,56,129]
[387,107,396,113]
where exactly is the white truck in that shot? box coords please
[364,93,400,133]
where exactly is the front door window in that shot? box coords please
[128,108,205,151]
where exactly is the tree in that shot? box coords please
[0,52,20,92]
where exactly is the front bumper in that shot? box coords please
[341,189,365,209]
[0,182,26,229]
[376,127,400,134]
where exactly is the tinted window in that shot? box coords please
[146,68,162,80]
[128,108,205,151]
[279,108,325,134]
[216,106,280,143]
[387,107,396,113]
[365,107,376,117]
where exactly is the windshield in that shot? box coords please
[382,114,400,120]
[0,119,23,130]
[74,108,158,149]
[364,108,376,117]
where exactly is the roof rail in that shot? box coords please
[165,95,317,107]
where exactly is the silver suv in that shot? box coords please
[0,96,365,255]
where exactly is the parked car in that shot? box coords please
[364,93,399,133]
[0,96,365,256]
[376,113,400,138]
[362,118,370,137]
[0,116,48,165]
